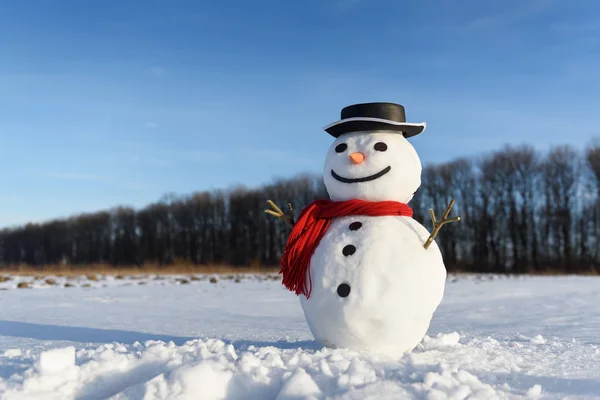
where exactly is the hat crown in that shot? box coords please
[323,101,425,138]
[341,102,407,123]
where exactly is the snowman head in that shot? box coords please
[323,131,422,203]
[322,102,426,203]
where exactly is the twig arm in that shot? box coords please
[429,208,437,225]
[424,199,461,249]
[265,200,295,228]
[287,203,296,226]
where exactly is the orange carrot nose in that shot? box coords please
[350,152,365,164]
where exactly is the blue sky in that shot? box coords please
[1,0,600,227]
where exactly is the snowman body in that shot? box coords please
[300,216,445,356]
[298,127,447,357]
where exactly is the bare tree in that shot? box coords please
[542,145,582,272]
[585,139,600,266]
[0,142,598,273]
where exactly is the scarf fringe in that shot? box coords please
[279,199,413,298]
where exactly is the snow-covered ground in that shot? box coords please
[0,272,274,291]
[0,273,599,399]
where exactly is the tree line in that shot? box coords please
[1,140,599,274]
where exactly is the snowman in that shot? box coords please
[266,102,459,357]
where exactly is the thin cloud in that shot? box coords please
[145,121,158,128]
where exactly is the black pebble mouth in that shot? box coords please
[331,166,392,184]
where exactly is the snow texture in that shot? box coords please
[0,274,599,399]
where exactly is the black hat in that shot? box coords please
[323,102,426,138]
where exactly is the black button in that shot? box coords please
[337,283,351,297]
[349,222,362,231]
[342,245,356,256]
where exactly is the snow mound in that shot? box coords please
[421,332,461,351]
[0,334,559,399]
[529,335,546,345]
[527,384,543,397]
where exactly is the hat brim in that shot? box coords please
[323,117,426,138]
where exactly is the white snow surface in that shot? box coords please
[0,274,599,399]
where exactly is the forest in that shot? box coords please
[1,141,599,274]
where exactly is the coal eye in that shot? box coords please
[335,143,348,153]
[374,142,387,152]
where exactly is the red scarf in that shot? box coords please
[280,199,413,298]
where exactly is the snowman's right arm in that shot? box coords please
[265,200,295,228]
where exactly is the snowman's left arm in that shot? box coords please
[423,199,461,249]
[265,200,295,228]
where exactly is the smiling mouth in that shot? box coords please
[331,166,392,183]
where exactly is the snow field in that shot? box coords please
[0,274,599,399]
[0,273,279,291]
